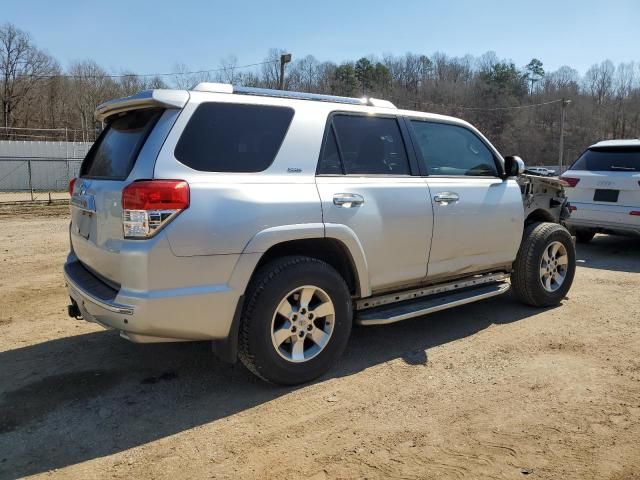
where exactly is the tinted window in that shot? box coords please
[326,115,410,175]
[175,103,294,172]
[80,108,162,179]
[571,147,639,172]
[317,127,343,174]
[410,121,498,176]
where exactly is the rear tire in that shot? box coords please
[512,222,576,307]
[238,256,352,385]
[574,229,596,244]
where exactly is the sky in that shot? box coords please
[2,0,639,77]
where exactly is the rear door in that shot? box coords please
[407,119,523,279]
[315,113,433,291]
[70,108,170,284]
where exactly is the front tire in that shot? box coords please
[238,256,352,385]
[512,222,576,307]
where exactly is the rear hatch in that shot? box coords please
[70,91,188,285]
[562,146,640,206]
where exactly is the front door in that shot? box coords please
[407,119,523,279]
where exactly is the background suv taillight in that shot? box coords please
[122,180,189,238]
[560,176,580,187]
[68,177,77,195]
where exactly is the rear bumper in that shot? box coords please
[64,255,241,343]
[565,202,640,236]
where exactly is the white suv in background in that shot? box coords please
[561,139,640,243]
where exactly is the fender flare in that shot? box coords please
[228,223,371,297]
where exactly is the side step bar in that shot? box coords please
[355,282,510,326]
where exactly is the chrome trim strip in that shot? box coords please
[64,271,134,315]
[356,272,509,311]
[356,283,511,326]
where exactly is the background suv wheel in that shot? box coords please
[574,229,596,244]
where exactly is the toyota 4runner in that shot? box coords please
[65,84,576,384]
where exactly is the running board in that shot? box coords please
[355,282,511,326]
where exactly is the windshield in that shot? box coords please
[570,147,640,172]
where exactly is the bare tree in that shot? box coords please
[0,23,56,128]
[260,48,285,89]
[171,63,212,90]
[585,60,615,105]
[217,55,240,84]
[68,60,118,141]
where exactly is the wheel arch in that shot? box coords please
[254,238,364,297]
[231,223,370,299]
[525,208,555,226]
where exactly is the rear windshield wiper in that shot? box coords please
[609,165,637,171]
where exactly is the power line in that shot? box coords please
[15,60,279,80]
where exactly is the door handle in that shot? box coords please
[333,193,364,208]
[433,192,459,204]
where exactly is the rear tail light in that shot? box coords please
[630,211,640,216]
[560,177,580,187]
[568,205,577,212]
[69,177,77,196]
[122,180,189,238]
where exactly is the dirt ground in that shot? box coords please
[0,207,639,480]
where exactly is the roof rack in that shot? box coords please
[192,83,396,109]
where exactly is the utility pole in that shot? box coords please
[279,53,292,90]
[558,98,571,174]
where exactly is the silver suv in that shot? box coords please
[65,83,576,384]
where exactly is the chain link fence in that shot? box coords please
[0,158,83,203]
[0,133,92,204]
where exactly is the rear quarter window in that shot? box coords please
[80,108,163,180]
[174,103,294,173]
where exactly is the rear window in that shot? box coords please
[571,147,640,172]
[80,108,163,179]
[174,103,294,172]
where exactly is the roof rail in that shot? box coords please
[192,83,396,109]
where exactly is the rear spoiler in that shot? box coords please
[95,89,189,121]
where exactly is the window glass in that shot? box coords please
[410,121,498,176]
[175,103,294,172]
[571,147,639,172]
[80,108,162,179]
[317,127,343,174]
[330,115,410,175]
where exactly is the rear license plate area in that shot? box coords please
[593,189,619,202]
[74,211,93,239]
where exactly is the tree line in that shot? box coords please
[1,22,639,165]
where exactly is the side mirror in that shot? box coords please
[503,155,525,178]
